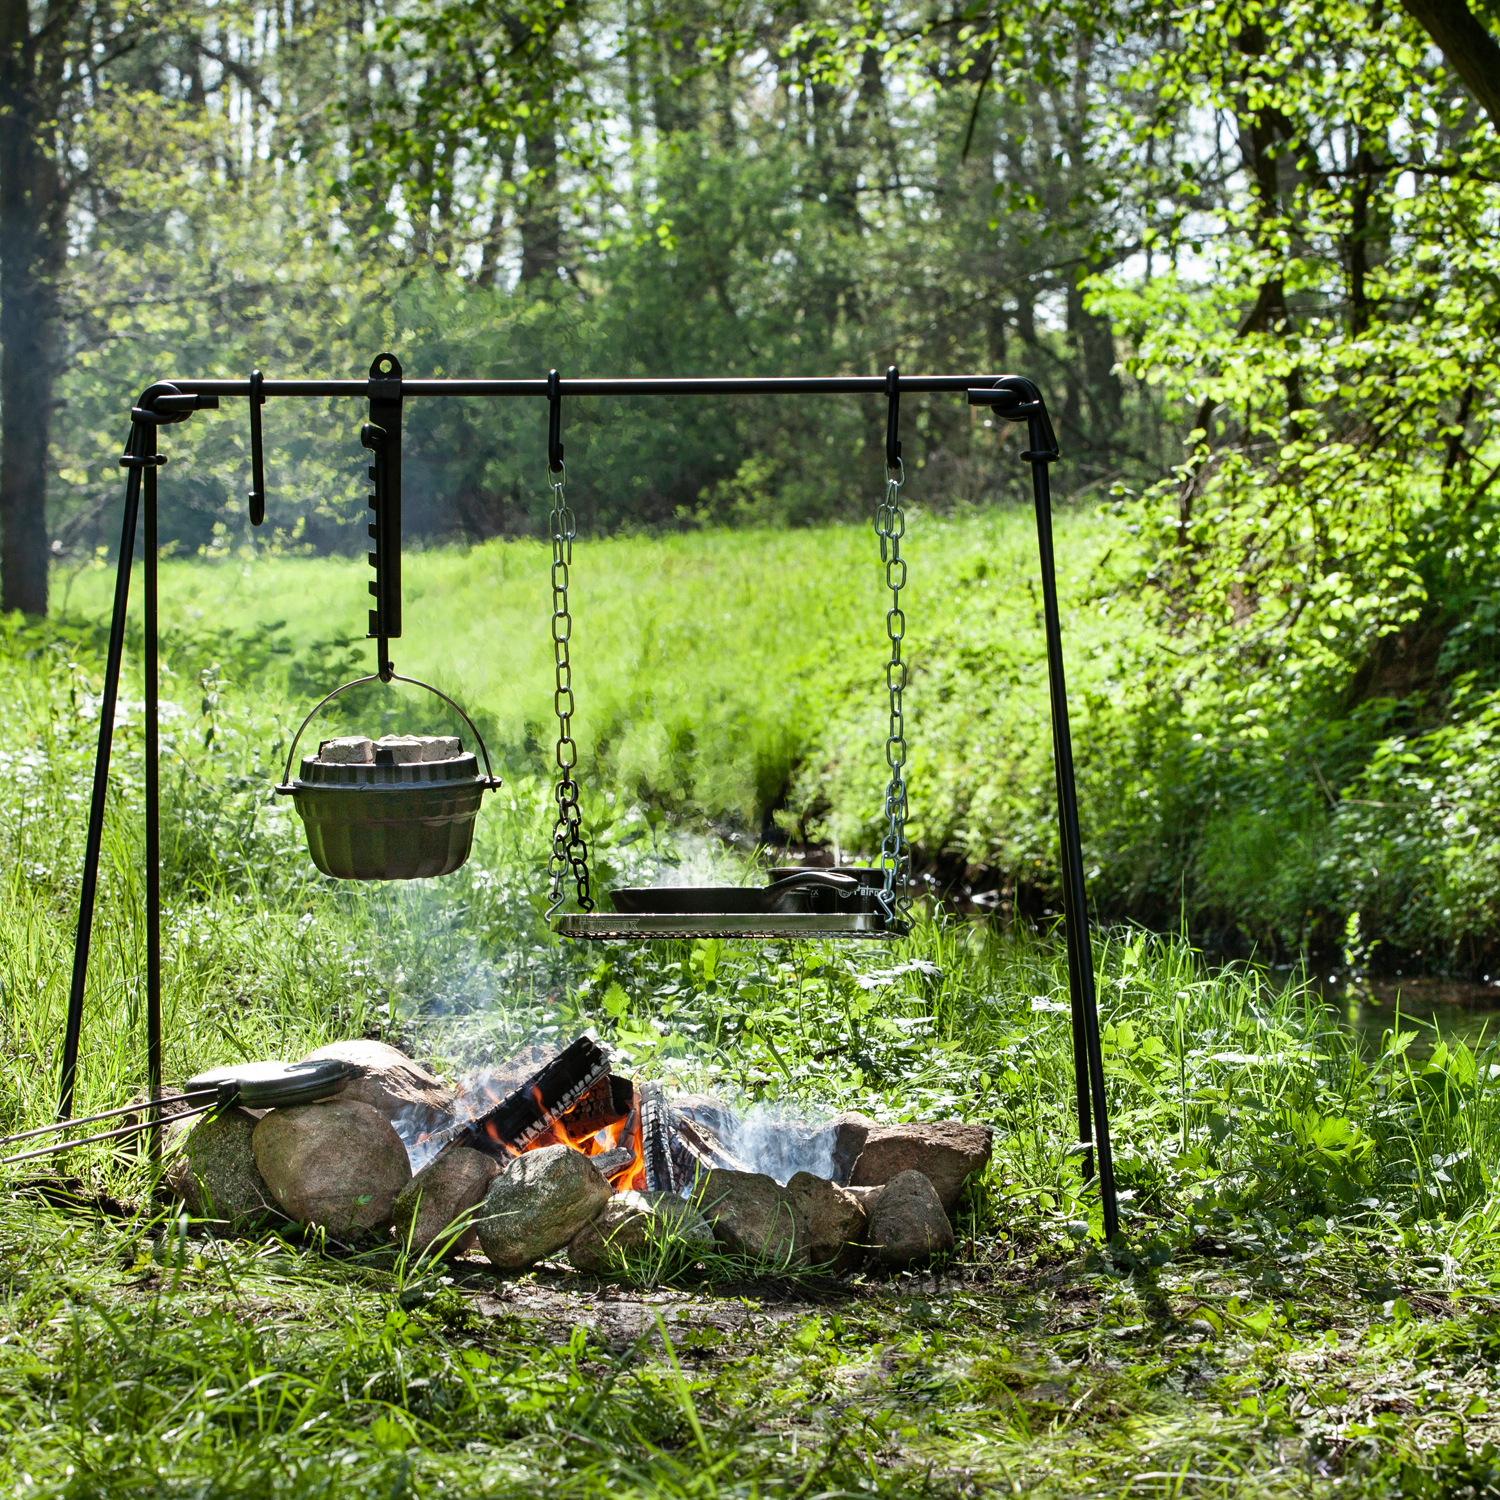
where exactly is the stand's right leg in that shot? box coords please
[57,430,144,1120]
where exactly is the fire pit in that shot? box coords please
[178,1032,996,1275]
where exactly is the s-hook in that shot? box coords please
[248,369,266,525]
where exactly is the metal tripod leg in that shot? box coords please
[144,426,161,1158]
[58,425,145,1121]
[1053,714,1096,1184]
[1028,429,1119,1241]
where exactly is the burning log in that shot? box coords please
[552,1072,635,1138]
[460,1035,613,1160]
[589,1144,638,1179]
[673,1115,749,1174]
[638,1081,675,1193]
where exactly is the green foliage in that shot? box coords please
[55,504,1500,965]
[50,0,1169,571]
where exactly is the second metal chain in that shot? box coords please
[547,463,594,916]
[875,459,912,924]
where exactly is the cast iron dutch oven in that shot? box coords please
[275,673,502,881]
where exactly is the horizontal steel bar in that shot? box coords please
[159,374,1006,400]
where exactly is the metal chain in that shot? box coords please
[547,463,593,915]
[875,458,912,924]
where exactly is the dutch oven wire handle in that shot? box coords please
[275,673,503,791]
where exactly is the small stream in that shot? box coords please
[1305,972,1500,1057]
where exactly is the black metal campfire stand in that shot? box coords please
[52,358,1120,1241]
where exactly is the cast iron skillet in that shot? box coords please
[611,869,883,916]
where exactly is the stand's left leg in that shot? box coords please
[59,428,145,1120]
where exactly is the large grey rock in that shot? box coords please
[299,1039,456,1143]
[393,1146,500,1257]
[476,1146,612,1270]
[868,1170,954,1269]
[849,1121,993,1213]
[164,1106,272,1221]
[253,1100,411,1237]
[697,1169,798,1264]
[785,1171,867,1272]
[699,1167,872,1270]
[567,1190,714,1273]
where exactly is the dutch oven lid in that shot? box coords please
[183,1058,358,1109]
[294,752,482,788]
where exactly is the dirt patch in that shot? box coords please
[446,1255,967,1352]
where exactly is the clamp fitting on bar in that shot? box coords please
[131,389,220,426]
[968,376,1059,462]
[547,368,564,472]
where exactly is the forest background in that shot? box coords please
[10,0,1500,972]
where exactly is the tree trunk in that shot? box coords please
[1400,0,1500,131]
[0,0,64,617]
[519,124,561,283]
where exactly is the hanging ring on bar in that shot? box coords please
[276,672,503,790]
[119,453,168,469]
[547,368,564,473]
[885,364,903,478]
[248,369,266,525]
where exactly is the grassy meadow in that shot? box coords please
[60,506,1500,972]
[3,514,1500,1494]
[61,503,1131,851]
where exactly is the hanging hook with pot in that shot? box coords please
[272,352,502,881]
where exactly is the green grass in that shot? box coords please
[8,537,1500,1493]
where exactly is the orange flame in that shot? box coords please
[434,1071,646,1193]
[521,1088,646,1192]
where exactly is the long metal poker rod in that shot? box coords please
[0,1089,218,1150]
[0,1103,217,1168]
